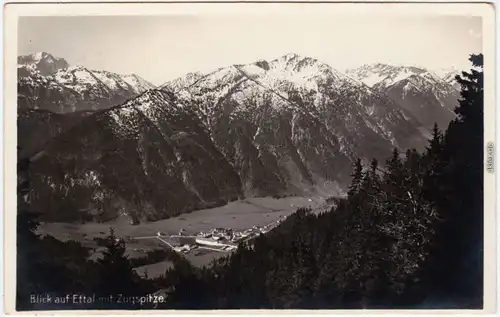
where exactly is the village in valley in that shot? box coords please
[147,213,290,255]
[39,196,333,275]
[124,197,331,261]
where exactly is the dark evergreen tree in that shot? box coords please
[369,158,379,178]
[347,158,363,198]
[427,123,444,157]
[426,54,484,307]
[94,228,144,306]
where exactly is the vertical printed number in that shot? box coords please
[486,142,494,173]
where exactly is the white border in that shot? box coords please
[2,1,497,316]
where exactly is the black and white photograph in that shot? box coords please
[3,2,496,313]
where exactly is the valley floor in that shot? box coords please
[38,195,335,277]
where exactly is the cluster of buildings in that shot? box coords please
[161,214,290,255]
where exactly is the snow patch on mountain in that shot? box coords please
[433,67,462,91]
[358,72,387,87]
[109,104,138,130]
[122,74,156,93]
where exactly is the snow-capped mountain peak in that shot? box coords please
[269,53,325,73]
[345,62,460,129]
[18,52,70,76]
[346,63,429,88]
[18,52,156,113]
[122,73,156,93]
[432,66,462,91]
[19,51,63,64]
[433,66,459,77]
[33,52,54,63]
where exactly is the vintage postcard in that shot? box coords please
[2,1,497,314]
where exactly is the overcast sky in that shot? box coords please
[18,15,482,85]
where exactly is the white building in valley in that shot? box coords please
[195,237,236,248]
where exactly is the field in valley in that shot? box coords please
[38,195,336,275]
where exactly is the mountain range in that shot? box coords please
[18,52,155,113]
[19,52,463,223]
[18,52,156,157]
[345,63,460,129]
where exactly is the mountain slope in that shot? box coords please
[17,52,157,156]
[29,90,242,222]
[18,108,94,159]
[163,54,428,195]
[346,63,460,129]
[18,52,155,113]
[28,54,432,223]
[433,67,461,91]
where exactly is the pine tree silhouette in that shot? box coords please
[427,54,484,307]
[95,228,141,305]
[348,158,363,198]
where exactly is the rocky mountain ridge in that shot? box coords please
[24,53,462,223]
[18,52,155,113]
[346,63,461,129]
